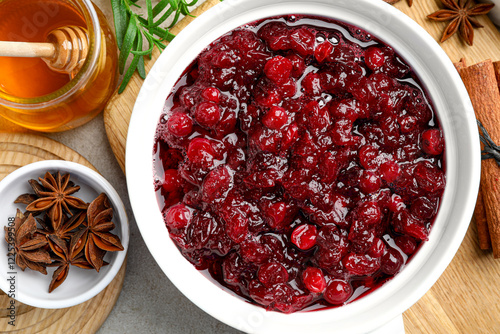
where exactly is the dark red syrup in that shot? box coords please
[152,15,446,313]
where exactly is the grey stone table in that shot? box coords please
[48,0,241,332]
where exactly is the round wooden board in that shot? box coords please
[0,132,126,334]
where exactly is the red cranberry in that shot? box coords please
[201,166,232,202]
[324,279,352,305]
[291,224,318,250]
[187,138,215,166]
[421,129,444,155]
[329,98,369,122]
[380,160,401,183]
[359,170,382,194]
[314,41,333,62]
[162,169,181,192]
[263,106,289,129]
[302,72,322,96]
[164,204,192,229]
[411,197,436,219]
[195,102,221,128]
[286,53,306,77]
[167,113,193,137]
[240,240,270,264]
[357,201,381,226]
[289,27,315,56]
[359,145,379,169]
[365,47,385,70]
[267,201,287,228]
[395,235,417,255]
[388,194,405,212]
[399,116,417,133]
[248,280,275,306]
[368,238,386,258]
[264,56,293,84]
[258,262,289,287]
[381,247,404,275]
[343,253,381,276]
[414,161,445,193]
[201,87,221,103]
[302,267,326,293]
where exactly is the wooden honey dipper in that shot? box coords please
[0,26,89,77]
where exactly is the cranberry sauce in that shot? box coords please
[152,15,446,313]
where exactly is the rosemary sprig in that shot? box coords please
[110,0,199,93]
[477,120,500,167]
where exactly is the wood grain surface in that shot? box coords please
[103,0,500,333]
[0,132,126,334]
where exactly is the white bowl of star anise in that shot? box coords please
[0,160,129,309]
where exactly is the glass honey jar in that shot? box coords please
[0,0,118,132]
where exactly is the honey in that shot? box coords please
[0,0,118,132]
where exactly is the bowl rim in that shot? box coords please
[0,160,129,309]
[126,0,480,332]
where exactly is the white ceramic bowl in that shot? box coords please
[0,160,129,309]
[126,0,480,333]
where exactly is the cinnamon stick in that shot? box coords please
[474,190,492,250]
[458,59,500,258]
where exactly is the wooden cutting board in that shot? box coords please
[103,0,500,333]
[0,132,126,334]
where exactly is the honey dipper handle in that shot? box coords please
[0,41,55,58]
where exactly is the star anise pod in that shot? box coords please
[37,210,86,241]
[47,232,93,292]
[25,172,88,230]
[4,210,51,274]
[80,193,124,272]
[427,0,494,46]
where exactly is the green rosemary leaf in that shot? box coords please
[150,6,176,28]
[118,35,142,93]
[168,10,182,28]
[168,0,179,11]
[146,0,153,33]
[112,0,200,93]
[111,0,127,48]
[118,17,138,74]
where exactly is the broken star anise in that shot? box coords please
[47,233,93,292]
[25,172,88,230]
[4,210,51,274]
[81,193,124,272]
[427,0,494,46]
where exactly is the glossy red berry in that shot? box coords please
[263,106,288,129]
[201,87,221,103]
[380,160,401,183]
[195,101,221,128]
[264,55,293,84]
[187,138,215,165]
[167,112,193,137]
[162,169,181,192]
[314,41,333,63]
[324,279,352,305]
[381,247,404,275]
[395,235,417,255]
[267,201,287,228]
[365,47,385,70]
[421,128,444,155]
[291,224,318,250]
[359,170,381,194]
[164,204,192,229]
[302,267,326,293]
[258,262,289,287]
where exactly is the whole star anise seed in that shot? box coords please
[48,232,92,292]
[4,210,51,274]
[427,0,495,46]
[26,172,88,230]
[81,193,124,272]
